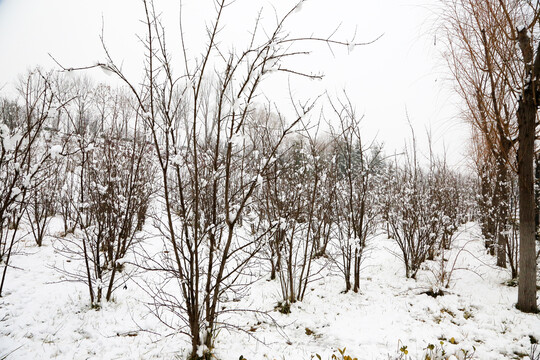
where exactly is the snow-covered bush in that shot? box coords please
[0,69,56,296]
[328,98,382,293]
[46,76,156,306]
[25,137,65,246]
[384,142,478,281]
[56,131,154,306]
[260,138,328,304]
[384,161,440,279]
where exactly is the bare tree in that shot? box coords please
[53,80,155,307]
[260,133,328,306]
[25,148,62,247]
[384,125,447,279]
[442,0,539,312]
[0,69,55,296]
[60,0,379,356]
[514,14,540,313]
[328,96,381,292]
[442,0,525,268]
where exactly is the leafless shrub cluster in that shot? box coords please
[327,97,383,292]
[383,135,474,279]
[70,0,385,356]
[255,134,329,305]
[0,70,56,296]
[1,66,156,305]
[44,78,156,307]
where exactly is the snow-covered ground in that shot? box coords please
[1,221,538,359]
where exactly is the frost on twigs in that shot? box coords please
[50,145,63,159]
[59,0,384,355]
[0,69,56,294]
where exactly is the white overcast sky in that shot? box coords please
[0,0,470,168]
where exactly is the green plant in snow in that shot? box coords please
[312,347,359,360]
[389,339,475,360]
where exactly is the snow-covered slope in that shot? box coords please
[1,222,538,359]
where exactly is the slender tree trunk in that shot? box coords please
[288,236,295,303]
[344,253,351,292]
[270,256,276,280]
[353,249,360,293]
[496,156,508,268]
[480,168,496,254]
[535,154,540,241]
[190,324,201,360]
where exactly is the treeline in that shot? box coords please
[441,0,539,312]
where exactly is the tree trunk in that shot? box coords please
[496,156,508,268]
[480,168,496,254]
[535,153,540,241]
[353,249,360,293]
[516,28,538,313]
[517,96,538,312]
